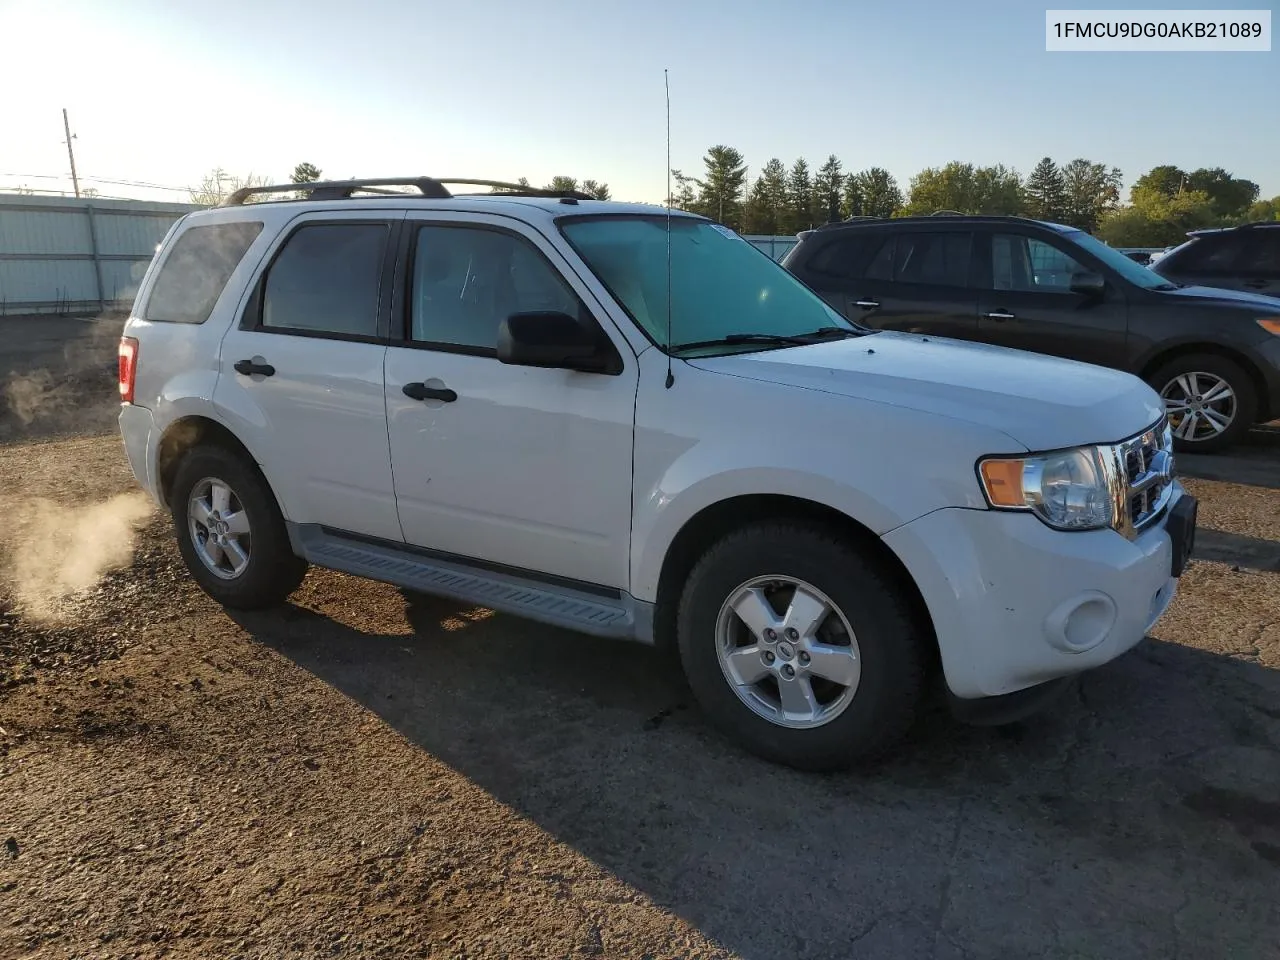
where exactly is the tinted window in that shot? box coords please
[144,221,263,324]
[862,232,971,286]
[805,235,879,280]
[991,234,1086,293]
[1163,233,1248,276]
[261,223,388,337]
[410,226,579,350]
[863,236,895,281]
[1239,233,1280,279]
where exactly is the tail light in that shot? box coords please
[119,336,139,404]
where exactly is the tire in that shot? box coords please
[169,445,308,609]
[676,521,926,772]
[1147,354,1257,454]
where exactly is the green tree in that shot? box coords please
[544,176,580,193]
[784,158,814,233]
[1186,167,1259,218]
[1024,157,1068,222]
[1239,196,1280,222]
[1131,165,1187,200]
[580,179,611,201]
[290,162,322,184]
[694,145,748,228]
[905,162,1023,215]
[849,168,903,219]
[1060,158,1122,232]
[668,169,698,211]
[741,158,788,234]
[812,155,843,224]
[840,173,864,218]
[1096,186,1217,246]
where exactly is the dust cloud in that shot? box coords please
[0,492,155,622]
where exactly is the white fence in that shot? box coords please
[0,195,198,316]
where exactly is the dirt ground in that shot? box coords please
[1,315,1278,960]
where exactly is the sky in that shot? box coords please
[0,0,1276,206]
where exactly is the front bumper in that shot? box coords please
[883,483,1193,700]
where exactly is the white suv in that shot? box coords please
[117,177,1198,771]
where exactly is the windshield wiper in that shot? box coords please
[669,327,862,353]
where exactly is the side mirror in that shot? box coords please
[497,311,613,373]
[1070,271,1106,298]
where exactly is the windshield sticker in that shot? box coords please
[709,224,743,241]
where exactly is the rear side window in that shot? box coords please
[260,223,389,338]
[804,235,880,280]
[864,232,972,287]
[143,221,263,324]
[1238,232,1280,279]
[1162,233,1248,276]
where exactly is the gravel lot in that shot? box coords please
[1,315,1278,960]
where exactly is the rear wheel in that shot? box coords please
[1148,354,1257,453]
[676,521,926,772]
[169,445,307,609]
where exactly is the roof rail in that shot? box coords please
[221,176,594,207]
[1237,219,1280,229]
[929,209,965,217]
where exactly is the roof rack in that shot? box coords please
[1237,219,1280,229]
[222,176,594,207]
[929,209,965,217]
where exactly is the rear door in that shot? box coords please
[836,228,981,340]
[213,210,405,542]
[974,229,1129,368]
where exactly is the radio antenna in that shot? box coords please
[664,68,674,389]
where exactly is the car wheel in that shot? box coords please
[169,445,308,609]
[676,521,926,772]
[1148,354,1257,454]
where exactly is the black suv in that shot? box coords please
[782,215,1280,452]
[1150,221,1280,298]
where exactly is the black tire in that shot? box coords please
[169,445,307,609]
[676,521,926,772]
[1147,354,1257,454]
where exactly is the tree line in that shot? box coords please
[666,146,1279,245]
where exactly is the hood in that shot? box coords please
[687,331,1163,451]
[1156,283,1280,311]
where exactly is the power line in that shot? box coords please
[0,171,193,193]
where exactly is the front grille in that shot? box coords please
[1113,417,1175,536]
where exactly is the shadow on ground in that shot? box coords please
[231,589,1280,960]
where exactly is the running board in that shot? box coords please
[288,523,651,643]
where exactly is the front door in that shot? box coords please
[383,213,638,589]
[213,212,404,543]
[975,231,1129,368]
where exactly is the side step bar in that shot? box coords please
[288,524,653,643]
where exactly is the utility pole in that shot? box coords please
[62,108,81,198]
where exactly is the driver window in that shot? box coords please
[992,234,1087,293]
[410,226,580,350]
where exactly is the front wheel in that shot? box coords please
[1148,354,1257,454]
[676,522,927,772]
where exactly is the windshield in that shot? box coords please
[559,216,858,354]
[1066,229,1174,290]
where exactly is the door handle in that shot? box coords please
[983,311,1017,321]
[402,382,457,403]
[853,299,880,310]
[233,359,275,376]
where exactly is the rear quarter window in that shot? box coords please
[143,221,265,324]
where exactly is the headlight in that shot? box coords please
[978,446,1114,531]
